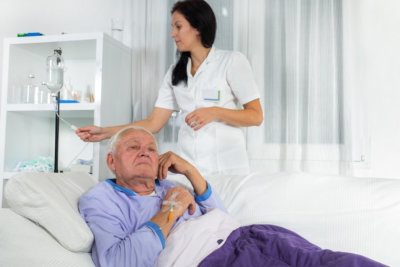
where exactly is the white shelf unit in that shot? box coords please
[0,33,132,206]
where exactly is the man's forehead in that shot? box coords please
[121,129,156,144]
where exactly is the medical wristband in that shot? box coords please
[142,221,165,249]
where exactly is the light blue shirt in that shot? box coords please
[79,178,226,267]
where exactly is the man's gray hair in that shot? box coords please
[108,126,157,154]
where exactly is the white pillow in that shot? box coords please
[4,172,98,252]
[0,208,95,267]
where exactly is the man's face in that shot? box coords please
[108,129,159,181]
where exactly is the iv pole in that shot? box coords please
[54,91,60,172]
[43,48,64,173]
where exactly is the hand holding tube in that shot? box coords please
[75,125,111,142]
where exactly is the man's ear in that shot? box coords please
[107,152,116,172]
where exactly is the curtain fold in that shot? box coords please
[130,0,168,122]
[247,0,358,175]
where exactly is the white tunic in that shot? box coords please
[155,46,260,175]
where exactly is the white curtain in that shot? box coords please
[130,0,168,122]
[130,0,366,175]
[246,0,364,175]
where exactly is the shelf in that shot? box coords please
[5,32,129,53]
[6,103,95,111]
[1,32,132,207]
[2,172,17,180]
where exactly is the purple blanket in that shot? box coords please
[199,225,387,267]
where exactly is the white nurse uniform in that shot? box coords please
[155,46,260,175]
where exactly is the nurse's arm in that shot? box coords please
[128,107,174,133]
[75,107,173,142]
[185,98,263,130]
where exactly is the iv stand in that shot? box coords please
[54,92,60,173]
[44,47,64,173]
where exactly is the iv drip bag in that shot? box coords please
[45,48,64,94]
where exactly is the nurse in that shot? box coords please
[76,0,263,175]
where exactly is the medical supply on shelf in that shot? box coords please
[17,32,43,37]
[71,89,82,102]
[21,74,51,104]
[64,146,92,173]
[21,74,36,104]
[59,100,78,103]
[69,162,92,174]
[60,79,73,101]
[14,156,54,172]
[85,85,95,102]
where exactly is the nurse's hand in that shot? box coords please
[76,126,110,142]
[185,107,216,131]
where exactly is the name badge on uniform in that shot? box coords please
[202,90,220,101]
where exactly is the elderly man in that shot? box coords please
[79,126,226,267]
[80,127,388,267]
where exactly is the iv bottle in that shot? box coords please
[45,48,64,94]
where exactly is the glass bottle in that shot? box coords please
[21,74,35,103]
[45,48,64,94]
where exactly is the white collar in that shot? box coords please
[187,46,216,77]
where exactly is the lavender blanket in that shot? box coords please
[199,225,387,267]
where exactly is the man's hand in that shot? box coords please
[150,186,196,239]
[158,151,194,180]
[162,186,196,219]
[158,151,207,196]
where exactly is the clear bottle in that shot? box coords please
[45,48,64,94]
[21,74,35,103]
[60,78,72,100]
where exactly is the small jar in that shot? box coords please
[21,74,36,104]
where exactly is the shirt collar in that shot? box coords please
[106,178,161,196]
[187,45,216,77]
[203,45,216,64]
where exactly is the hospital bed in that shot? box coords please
[0,171,399,266]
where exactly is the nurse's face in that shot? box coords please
[171,11,201,52]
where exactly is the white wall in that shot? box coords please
[0,0,399,179]
[356,0,400,179]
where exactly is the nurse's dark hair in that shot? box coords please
[171,0,216,86]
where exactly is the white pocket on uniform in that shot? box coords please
[202,89,220,102]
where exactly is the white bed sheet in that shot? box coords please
[1,171,399,267]
[169,171,400,267]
